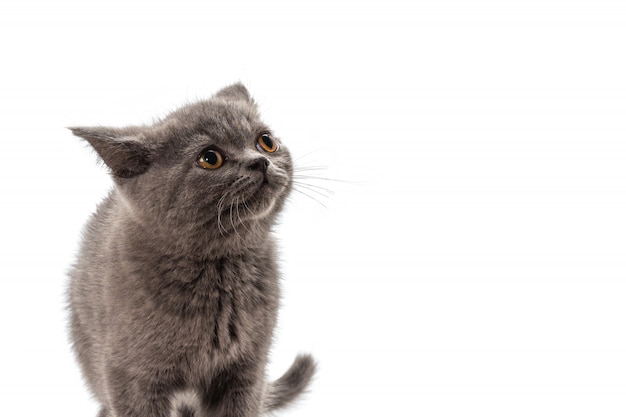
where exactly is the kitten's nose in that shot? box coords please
[248,156,270,173]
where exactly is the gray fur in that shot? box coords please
[67,83,315,417]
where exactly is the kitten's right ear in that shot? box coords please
[69,126,154,179]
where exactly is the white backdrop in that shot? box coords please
[1,1,625,416]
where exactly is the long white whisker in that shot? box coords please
[242,197,252,217]
[216,192,229,236]
[291,188,328,208]
[229,198,243,240]
[292,181,335,195]
[294,182,333,198]
[292,175,352,184]
[202,181,231,189]
[235,197,250,233]
[293,165,328,172]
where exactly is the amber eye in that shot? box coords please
[256,133,279,153]
[196,149,224,169]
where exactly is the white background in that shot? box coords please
[1,1,625,416]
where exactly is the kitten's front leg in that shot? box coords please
[105,366,174,417]
[202,360,264,417]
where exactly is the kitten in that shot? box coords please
[67,84,315,417]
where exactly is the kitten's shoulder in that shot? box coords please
[78,190,125,256]
[87,190,117,228]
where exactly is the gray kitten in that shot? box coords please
[67,84,315,417]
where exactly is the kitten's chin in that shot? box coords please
[241,186,279,221]
[250,197,277,220]
[240,175,287,220]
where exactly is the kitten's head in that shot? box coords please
[71,83,293,257]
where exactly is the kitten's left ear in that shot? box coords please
[214,82,253,102]
[69,126,155,179]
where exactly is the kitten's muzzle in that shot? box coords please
[248,156,270,173]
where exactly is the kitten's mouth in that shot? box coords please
[244,176,277,207]
[217,174,284,222]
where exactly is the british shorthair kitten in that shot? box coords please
[68,84,315,417]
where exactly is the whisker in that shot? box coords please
[205,182,230,188]
[291,188,328,208]
[292,175,352,184]
[229,198,243,240]
[241,197,253,219]
[235,196,250,233]
[292,181,335,195]
[293,182,333,198]
[293,165,328,172]
[216,192,229,236]
[199,180,233,190]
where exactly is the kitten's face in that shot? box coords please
[192,130,289,222]
[150,99,294,237]
[72,84,293,253]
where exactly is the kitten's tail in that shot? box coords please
[263,354,316,412]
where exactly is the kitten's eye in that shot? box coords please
[196,149,224,169]
[256,133,279,153]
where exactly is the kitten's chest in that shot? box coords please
[172,257,279,361]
